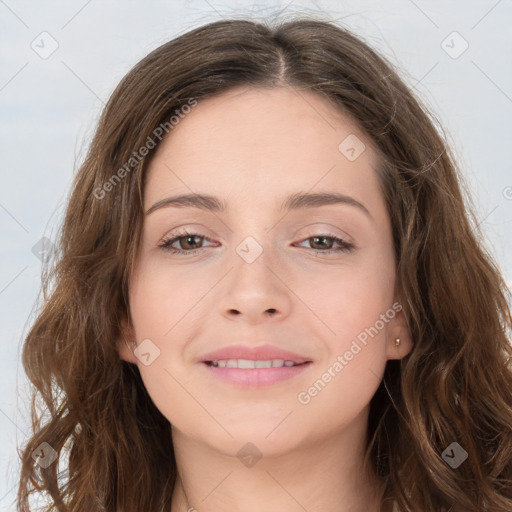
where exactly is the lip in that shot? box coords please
[198,343,313,388]
[199,343,312,364]
[201,361,312,388]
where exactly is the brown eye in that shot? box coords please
[309,236,335,250]
[159,230,213,254]
[295,235,355,255]
[175,234,203,251]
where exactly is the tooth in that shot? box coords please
[208,359,302,368]
[255,360,272,368]
[238,359,256,368]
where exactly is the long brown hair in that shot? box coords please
[17,16,512,512]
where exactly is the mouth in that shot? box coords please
[198,343,313,387]
[204,359,310,368]
[201,359,313,387]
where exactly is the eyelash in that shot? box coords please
[158,229,355,256]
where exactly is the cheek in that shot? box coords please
[291,251,394,403]
[294,250,396,342]
[129,259,210,338]
[295,350,384,434]
[293,265,394,419]
[127,261,218,424]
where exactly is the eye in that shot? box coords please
[158,229,215,255]
[294,234,355,255]
[158,230,355,256]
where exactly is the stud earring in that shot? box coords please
[395,338,401,347]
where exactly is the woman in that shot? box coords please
[17,17,512,512]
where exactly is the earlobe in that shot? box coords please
[386,306,414,360]
[386,335,413,360]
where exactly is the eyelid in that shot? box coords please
[158,227,356,256]
[297,222,353,240]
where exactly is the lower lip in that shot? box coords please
[201,362,312,387]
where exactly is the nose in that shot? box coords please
[217,242,292,324]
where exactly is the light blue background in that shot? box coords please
[1,0,511,508]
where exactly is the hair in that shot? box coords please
[17,15,512,512]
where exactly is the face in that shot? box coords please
[118,86,412,456]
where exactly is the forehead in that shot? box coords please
[144,86,383,216]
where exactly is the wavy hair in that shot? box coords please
[17,16,512,512]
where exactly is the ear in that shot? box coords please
[116,314,138,364]
[386,300,413,360]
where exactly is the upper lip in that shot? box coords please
[199,344,312,364]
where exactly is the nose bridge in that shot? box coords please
[217,227,291,318]
[230,231,279,284]
[226,205,277,264]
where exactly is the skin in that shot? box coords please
[118,85,413,512]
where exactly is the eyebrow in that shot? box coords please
[145,191,372,218]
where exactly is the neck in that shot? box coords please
[169,408,384,512]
